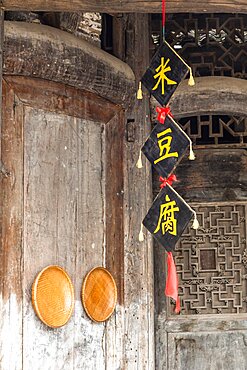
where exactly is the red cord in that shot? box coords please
[162,0,166,40]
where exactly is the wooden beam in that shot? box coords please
[168,76,247,118]
[5,76,120,124]
[0,79,24,369]
[0,10,3,159]
[2,0,247,13]
[3,21,135,108]
[174,149,247,202]
[123,14,155,369]
[105,111,125,305]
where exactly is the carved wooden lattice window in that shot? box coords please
[167,116,247,315]
[151,14,247,316]
[179,115,247,148]
[167,115,247,315]
[170,204,247,315]
[151,13,247,79]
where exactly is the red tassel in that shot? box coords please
[165,252,180,313]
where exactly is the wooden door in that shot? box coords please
[154,100,247,369]
[0,76,124,370]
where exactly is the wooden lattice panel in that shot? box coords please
[179,115,247,148]
[151,13,247,80]
[170,203,247,315]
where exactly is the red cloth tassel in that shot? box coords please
[156,106,173,124]
[159,174,177,188]
[165,252,180,313]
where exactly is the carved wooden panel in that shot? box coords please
[169,203,247,315]
[179,114,247,148]
[151,13,247,80]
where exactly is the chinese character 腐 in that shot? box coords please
[154,128,178,165]
[154,195,180,236]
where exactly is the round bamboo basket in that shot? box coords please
[32,265,74,328]
[82,267,117,322]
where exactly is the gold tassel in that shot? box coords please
[137,81,143,100]
[189,142,196,161]
[188,67,195,86]
[192,213,199,230]
[139,223,144,242]
[136,149,143,169]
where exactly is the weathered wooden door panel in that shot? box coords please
[168,331,247,370]
[0,77,124,370]
[23,107,106,369]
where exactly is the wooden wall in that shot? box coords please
[0,19,155,370]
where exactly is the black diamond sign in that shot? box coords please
[143,184,194,252]
[141,41,189,106]
[141,115,190,178]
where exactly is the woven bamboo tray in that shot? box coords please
[82,267,117,322]
[32,265,74,328]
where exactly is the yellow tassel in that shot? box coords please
[137,81,143,100]
[189,143,196,161]
[136,149,143,169]
[164,42,195,87]
[188,67,195,86]
[192,214,199,230]
[139,223,144,242]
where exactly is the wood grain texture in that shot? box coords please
[105,112,124,305]
[169,77,247,118]
[0,80,24,370]
[32,266,74,328]
[5,76,120,124]
[123,14,155,369]
[153,149,247,202]
[3,21,135,108]
[0,79,114,369]
[82,267,117,322]
[1,24,128,368]
[22,108,106,369]
[168,331,247,370]
[166,315,247,333]
[2,0,247,13]
[174,149,247,202]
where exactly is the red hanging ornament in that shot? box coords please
[156,106,173,124]
[165,252,180,313]
[159,174,177,188]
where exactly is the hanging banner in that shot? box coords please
[141,41,190,106]
[141,115,190,178]
[142,183,194,252]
